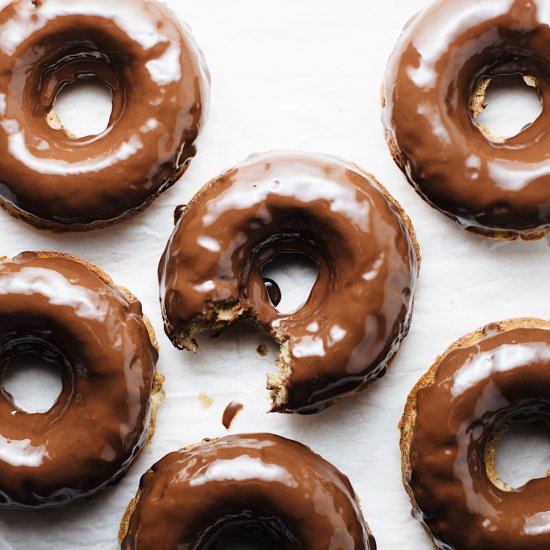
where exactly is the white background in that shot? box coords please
[1,0,550,548]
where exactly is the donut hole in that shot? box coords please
[1,345,64,414]
[208,517,297,549]
[216,528,284,550]
[261,253,318,314]
[470,73,542,142]
[48,79,113,139]
[486,419,550,490]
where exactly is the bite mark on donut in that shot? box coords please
[268,339,292,409]
[171,303,293,411]
[174,303,244,352]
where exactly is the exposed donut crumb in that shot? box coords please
[45,108,77,139]
[172,303,292,411]
[198,391,213,409]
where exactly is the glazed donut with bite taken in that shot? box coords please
[119,433,377,549]
[383,0,550,239]
[0,0,209,231]
[159,151,419,414]
[0,252,163,509]
[401,318,550,549]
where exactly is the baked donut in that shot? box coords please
[159,151,419,414]
[0,252,163,509]
[383,0,550,240]
[119,433,377,549]
[401,318,550,549]
[0,0,209,231]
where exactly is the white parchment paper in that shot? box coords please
[1,0,550,548]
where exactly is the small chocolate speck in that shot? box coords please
[222,401,244,430]
[257,344,268,357]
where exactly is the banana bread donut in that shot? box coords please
[0,0,209,231]
[119,433,377,549]
[159,151,419,414]
[0,252,163,509]
[383,0,550,240]
[401,318,550,549]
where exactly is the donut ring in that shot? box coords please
[119,433,377,549]
[401,318,550,549]
[383,0,550,240]
[158,151,419,414]
[0,0,209,231]
[0,252,163,509]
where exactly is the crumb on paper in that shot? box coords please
[257,343,268,356]
[198,391,214,409]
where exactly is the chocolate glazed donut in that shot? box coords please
[158,151,419,414]
[0,252,163,509]
[401,318,550,549]
[0,0,209,231]
[383,0,550,240]
[119,433,376,549]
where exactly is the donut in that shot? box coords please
[0,252,163,509]
[383,0,550,240]
[119,433,377,549]
[158,151,419,414]
[401,318,550,549]
[0,0,209,231]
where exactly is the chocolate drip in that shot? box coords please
[222,401,244,430]
[263,278,282,307]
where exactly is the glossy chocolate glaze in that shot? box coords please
[121,433,376,549]
[0,0,209,230]
[408,324,550,549]
[0,252,158,509]
[383,0,550,237]
[222,401,244,430]
[263,277,282,307]
[159,151,418,414]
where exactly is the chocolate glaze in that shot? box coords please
[0,0,209,230]
[121,433,376,549]
[222,401,244,430]
[383,0,550,237]
[0,252,158,509]
[408,324,550,549]
[263,277,282,307]
[159,151,418,414]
